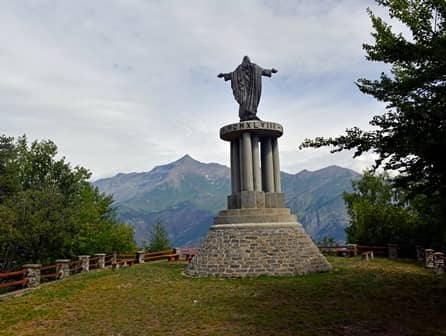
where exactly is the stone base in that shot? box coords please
[186,211,331,277]
[228,191,285,209]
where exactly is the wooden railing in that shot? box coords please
[0,248,192,296]
[143,249,179,262]
[89,257,100,270]
[179,247,200,262]
[0,269,28,291]
[318,244,388,257]
[40,264,58,282]
[357,245,388,257]
[69,260,82,275]
[104,255,114,267]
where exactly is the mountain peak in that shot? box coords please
[176,154,196,163]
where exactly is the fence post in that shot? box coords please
[415,245,424,262]
[424,249,435,268]
[78,255,90,272]
[136,251,145,264]
[387,244,398,259]
[433,252,444,275]
[94,254,106,269]
[56,259,71,279]
[23,264,41,288]
[112,252,119,270]
[346,244,358,257]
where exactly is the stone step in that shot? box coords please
[213,214,297,224]
[217,208,291,217]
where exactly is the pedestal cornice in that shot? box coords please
[220,121,283,141]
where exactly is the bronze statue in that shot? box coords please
[218,56,277,121]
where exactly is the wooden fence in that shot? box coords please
[0,248,198,296]
[0,269,28,291]
[317,244,389,257]
[2,245,443,296]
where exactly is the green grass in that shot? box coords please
[0,257,445,336]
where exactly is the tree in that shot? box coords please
[146,219,171,252]
[318,236,338,247]
[0,135,136,270]
[300,1,446,227]
[343,171,421,246]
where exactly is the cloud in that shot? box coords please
[0,1,391,178]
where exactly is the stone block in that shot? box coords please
[94,253,106,268]
[56,259,71,278]
[265,192,285,208]
[425,249,434,268]
[433,252,444,275]
[227,194,239,209]
[78,255,90,272]
[136,251,145,264]
[240,190,257,208]
[276,193,285,208]
[23,264,42,288]
[255,191,265,208]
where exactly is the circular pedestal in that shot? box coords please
[186,221,332,277]
[220,120,283,141]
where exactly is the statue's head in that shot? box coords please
[242,56,251,64]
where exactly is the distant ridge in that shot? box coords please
[93,155,360,246]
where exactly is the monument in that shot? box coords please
[186,56,331,277]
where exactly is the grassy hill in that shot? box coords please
[1,257,445,336]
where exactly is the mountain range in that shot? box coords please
[93,155,361,246]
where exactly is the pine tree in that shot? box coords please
[146,219,171,252]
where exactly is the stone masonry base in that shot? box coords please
[186,222,332,277]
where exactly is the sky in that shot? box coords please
[0,0,397,179]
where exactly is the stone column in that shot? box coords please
[23,264,41,288]
[136,251,145,264]
[425,249,434,268]
[111,252,119,270]
[433,252,444,275]
[94,253,106,269]
[241,132,254,191]
[78,255,90,272]
[347,244,358,257]
[238,138,244,190]
[251,135,262,191]
[272,137,281,192]
[261,138,274,192]
[56,259,71,279]
[387,244,398,259]
[230,140,241,194]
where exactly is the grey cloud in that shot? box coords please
[0,1,388,178]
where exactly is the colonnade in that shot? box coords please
[229,133,281,195]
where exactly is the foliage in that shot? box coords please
[300,1,446,228]
[0,135,136,270]
[145,219,171,252]
[343,171,422,246]
[318,236,338,246]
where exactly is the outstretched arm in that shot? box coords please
[262,68,278,77]
[217,72,232,81]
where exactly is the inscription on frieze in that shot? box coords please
[220,121,283,140]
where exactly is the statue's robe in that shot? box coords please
[230,62,271,121]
